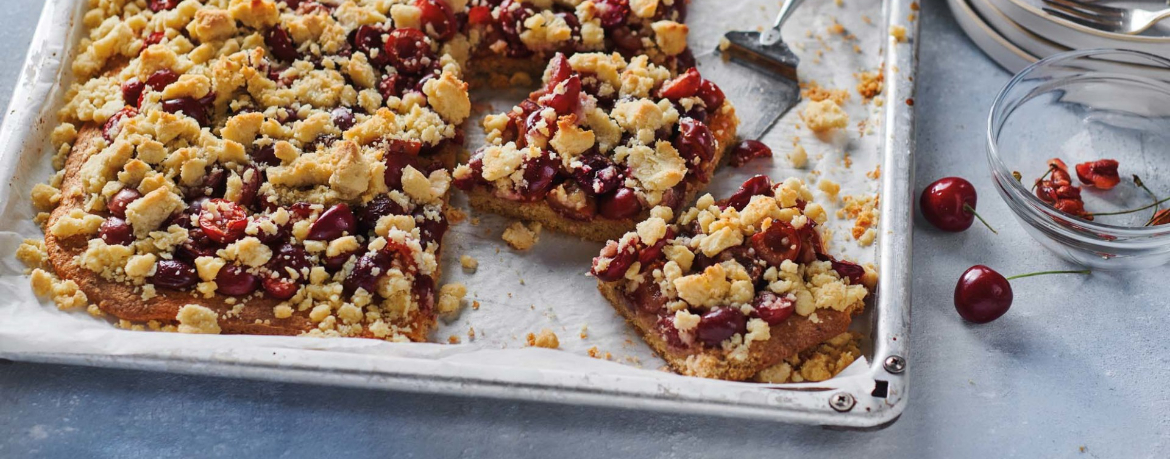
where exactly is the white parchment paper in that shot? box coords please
[0,0,894,398]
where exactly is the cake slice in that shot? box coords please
[590,175,876,381]
[453,52,738,241]
[26,0,477,341]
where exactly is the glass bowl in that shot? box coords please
[987,49,1170,270]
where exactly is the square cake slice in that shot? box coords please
[590,175,876,381]
[28,0,479,341]
[453,52,738,242]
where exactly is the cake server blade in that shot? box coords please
[694,0,803,141]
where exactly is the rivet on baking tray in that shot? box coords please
[884,355,906,374]
[829,392,855,412]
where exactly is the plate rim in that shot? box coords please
[1000,0,1170,44]
[970,0,1070,58]
[950,0,1040,72]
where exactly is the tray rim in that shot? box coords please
[0,0,918,429]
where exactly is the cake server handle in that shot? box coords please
[759,0,805,47]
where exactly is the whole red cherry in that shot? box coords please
[953,265,1012,323]
[954,265,1089,324]
[920,177,996,234]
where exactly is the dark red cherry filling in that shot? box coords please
[518,152,560,200]
[729,140,772,167]
[628,278,669,314]
[149,0,180,13]
[696,307,747,346]
[596,0,631,28]
[121,78,145,107]
[754,291,794,325]
[108,188,142,218]
[572,153,624,196]
[307,203,356,241]
[99,217,134,246]
[831,259,866,285]
[161,97,210,126]
[675,118,715,177]
[384,28,434,75]
[265,27,300,62]
[696,79,726,110]
[658,68,701,100]
[536,75,581,116]
[151,259,198,290]
[216,265,259,296]
[598,187,643,220]
[198,199,248,244]
[750,220,803,267]
[102,107,138,142]
[343,251,392,294]
[415,0,457,40]
[722,175,774,211]
[591,239,637,282]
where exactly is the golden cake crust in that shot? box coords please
[597,280,859,381]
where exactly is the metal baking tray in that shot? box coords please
[0,0,917,429]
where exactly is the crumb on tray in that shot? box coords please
[527,328,560,349]
[890,25,907,42]
[502,221,541,250]
[437,283,468,315]
[460,254,478,272]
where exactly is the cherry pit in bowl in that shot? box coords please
[986,49,1170,270]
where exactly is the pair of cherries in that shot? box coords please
[920,177,1089,323]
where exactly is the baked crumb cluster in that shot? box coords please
[464,0,691,65]
[453,51,730,221]
[24,0,496,340]
[590,175,875,361]
[754,331,861,383]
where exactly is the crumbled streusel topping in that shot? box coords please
[35,0,485,340]
[591,176,873,359]
[453,52,729,221]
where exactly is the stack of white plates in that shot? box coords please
[950,0,1170,72]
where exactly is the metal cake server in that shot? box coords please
[694,0,804,141]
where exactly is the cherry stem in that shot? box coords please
[962,203,998,235]
[1134,174,1160,221]
[1006,269,1091,281]
[1090,195,1170,217]
[1031,166,1056,192]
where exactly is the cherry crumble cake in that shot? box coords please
[591,176,876,381]
[453,53,736,241]
[15,0,868,385]
[18,0,726,341]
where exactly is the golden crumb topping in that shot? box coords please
[592,175,872,355]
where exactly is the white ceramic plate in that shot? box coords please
[950,0,1040,72]
[994,0,1170,59]
[970,0,1070,59]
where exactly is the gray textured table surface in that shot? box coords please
[2,1,1167,457]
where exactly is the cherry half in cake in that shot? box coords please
[591,175,875,380]
[453,52,737,241]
